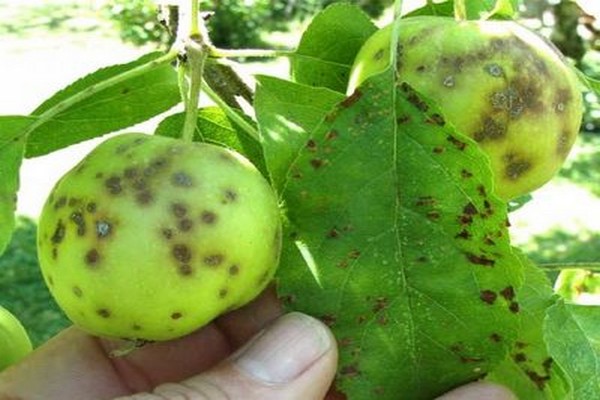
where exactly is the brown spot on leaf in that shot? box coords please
[466,252,495,267]
[500,286,515,301]
[340,364,361,378]
[480,290,498,305]
[341,90,362,108]
[447,135,467,150]
[509,302,520,313]
[513,352,527,363]
[489,333,502,343]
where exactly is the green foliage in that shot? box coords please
[0,218,70,347]
[291,3,378,92]
[545,301,600,397]
[26,52,180,157]
[105,0,172,47]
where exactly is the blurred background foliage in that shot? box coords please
[1,0,599,346]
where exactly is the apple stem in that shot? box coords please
[179,0,210,143]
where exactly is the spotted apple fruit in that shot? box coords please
[0,306,32,371]
[348,16,583,200]
[37,133,281,341]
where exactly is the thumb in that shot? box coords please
[115,312,338,400]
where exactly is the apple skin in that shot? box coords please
[37,133,281,341]
[0,306,32,371]
[348,16,583,200]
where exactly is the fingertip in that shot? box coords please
[436,381,517,400]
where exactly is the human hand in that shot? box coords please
[0,287,514,400]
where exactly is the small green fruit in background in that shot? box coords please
[0,306,32,371]
[37,133,281,341]
[348,16,583,201]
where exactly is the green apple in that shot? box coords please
[37,133,281,341]
[0,306,32,371]
[348,16,583,200]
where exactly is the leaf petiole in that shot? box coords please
[538,262,600,272]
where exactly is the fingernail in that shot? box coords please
[233,312,333,384]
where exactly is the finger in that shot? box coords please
[0,288,283,400]
[115,312,338,400]
[436,381,517,400]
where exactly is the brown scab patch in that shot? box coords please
[474,117,506,142]
[228,264,240,276]
[178,219,193,232]
[72,286,83,298]
[201,211,217,224]
[124,167,139,179]
[171,202,188,218]
[177,264,194,276]
[400,82,429,112]
[171,312,182,320]
[70,212,86,236]
[480,290,498,305]
[513,352,527,363]
[171,171,193,188]
[97,308,111,318]
[509,302,520,313]
[219,288,228,298]
[105,176,123,195]
[503,153,532,180]
[526,370,550,390]
[135,190,154,205]
[161,228,174,240]
[461,169,473,178]
[204,254,224,267]
[54,196,67,210]
[85,249,101,267]
[223,189,237,203]
[86,202,97,213]
[51,220,66,244]
[172,244,192,263]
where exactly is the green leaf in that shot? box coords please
[545,302,600,399]
[254,75,345,193]
[487,252,572,399]
[291,3,378,92]
[404,0,517,19]
[575,68,600,96]
[0,116,34,255]
[277,68,523,398]
[25,52,180,157]
[154,107,267,177]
